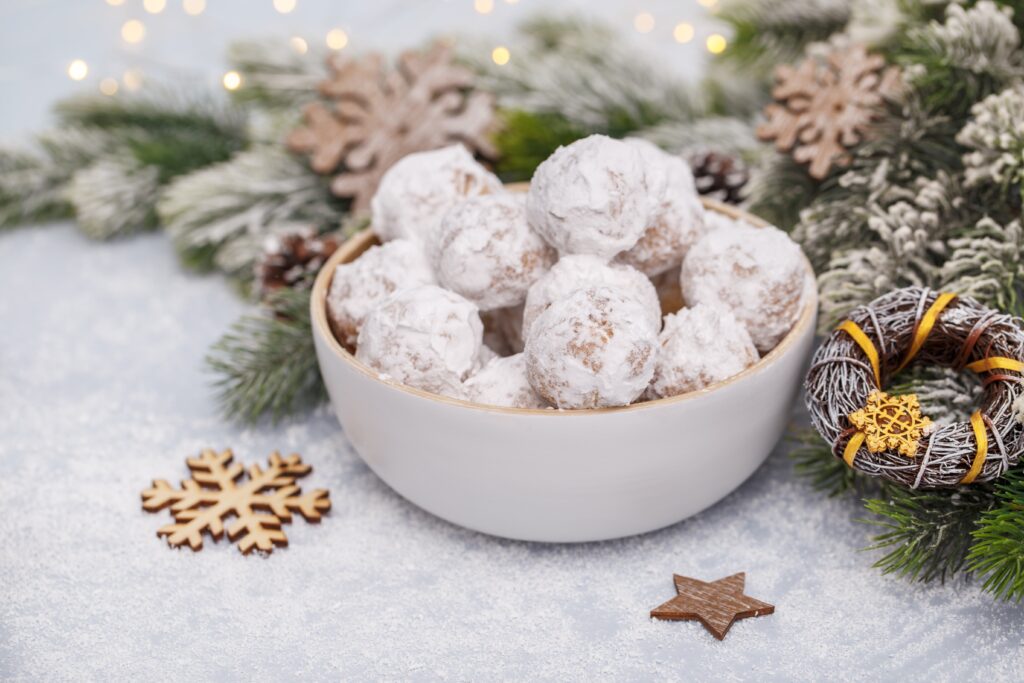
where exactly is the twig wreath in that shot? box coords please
[806,287,1024,489]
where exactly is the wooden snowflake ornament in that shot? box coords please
[757,44,900,179]
[287,43,498,212]
[142,449,330,555]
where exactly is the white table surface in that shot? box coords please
[2,1,1023,680]
[2,224,1022,681]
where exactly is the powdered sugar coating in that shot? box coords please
[326,239,436,347]
[702,209,758,234]
[526,135,655,259]
[356,285,483,399]
[370,145,502,247]
[525,287,658,409]
[615,139,706,276]
[680,224,806,353]
[522,255,661,339]
[464,353,549,409]
[434,194,556,310]
[649,303,759,399]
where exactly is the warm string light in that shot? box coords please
[290,36,308,54]
[222,71,242,91]
[182,0,206,16]
[673,22,695,44]
[143,0,166,14]
[706,33,727,54]
[67,59,88,81]
[122,69,143,91]
[99,78,119,96]
[105,0,125,6]
[697,0,719,7]
[474,0,494,15]
[273,0,297,13]
[491,46,510,66]
[633,12,655,34]
[121,19,146,44]
[326,28,348,50]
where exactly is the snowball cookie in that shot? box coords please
[680,224,806,353]
[525,287,658,409]
[370,144,502,247]
[614,139,706,277]
[526,135,655,260]
[464,354,549,409]
[522,255,661,339]
[434,194,557,310]
[649,303,759,399]
[326,239,436,347]
[356,285,483,398]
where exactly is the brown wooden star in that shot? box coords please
[650,573,774,640]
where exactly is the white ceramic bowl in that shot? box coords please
[311,198,817,542]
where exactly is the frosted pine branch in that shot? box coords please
[158,146,343,278]
[717,0,851,69]
[227,39,326,108]
[638,116,764,159]
[957,84,1024,193]
[911,2,1023,81]
[0,128,113,228]
[463,17,707,131]
[69,154,161,239]
[941,216,1024,311]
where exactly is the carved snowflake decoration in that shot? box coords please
[757,44,900,179]
[287,43,497,212]
[848,391,934,457]
[142,449,330,555]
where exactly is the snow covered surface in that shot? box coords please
[1,225,1023,681]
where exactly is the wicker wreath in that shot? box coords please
[806,286,1024,489]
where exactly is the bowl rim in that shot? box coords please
[311,196,818,416]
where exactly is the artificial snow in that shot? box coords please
[1,225,1022,681]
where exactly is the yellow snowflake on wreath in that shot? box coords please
[848,391,934,458]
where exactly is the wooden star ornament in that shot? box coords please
[650,573,774,640]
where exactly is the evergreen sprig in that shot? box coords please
[206,287,326,423]
[864,484,996,584]
[969,465,1024,601]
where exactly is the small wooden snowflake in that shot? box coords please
[848,391,934,457]
[757,44,900,179]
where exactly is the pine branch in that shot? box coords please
[492,109,587,182]
[158,146,344,278]
[969,464,1024,601]
[745,152,822,230]
[68,153,161,239]
[0,128,113,229]
[55,91,248,181]
[897,1,1024,121]
[864,483,996,584]
[227,39,325,109]
[789,428,875,496]
[717,0,852,73]
[464,14,708,135]
[206,287,325,423]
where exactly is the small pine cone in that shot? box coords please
[255,229,340,297]
[688,149,750,205]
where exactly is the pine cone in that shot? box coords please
[688,150,750,205]
[255,229,340,297]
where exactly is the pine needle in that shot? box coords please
[863,484,996,584]
[206,288,326,423]
[968,464,1024,601]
